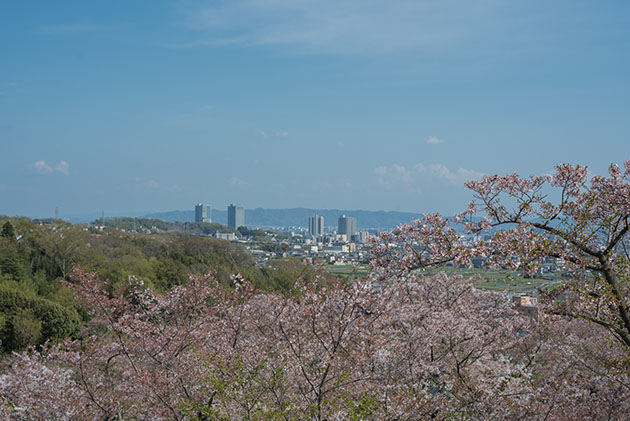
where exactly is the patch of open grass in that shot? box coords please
[324,264,563,293]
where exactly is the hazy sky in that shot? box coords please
[1,1,629,218]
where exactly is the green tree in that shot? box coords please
[153,258,188,290]
[1,221,16,240]
[0,239,24,280]
[4,309,42,351]
[0,285,81,352]
[37,227,85,278]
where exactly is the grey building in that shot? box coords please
[195,204,211,223]
[308,215,324,237]
[337,214,357,238]
[228,204,245,229]
[352,231,370,243]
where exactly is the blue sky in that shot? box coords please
[1,0,629,219]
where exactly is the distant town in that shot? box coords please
[193,202,378,269]
[100,203,566,296]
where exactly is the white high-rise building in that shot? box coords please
[308,215,324,236]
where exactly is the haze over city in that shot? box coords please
[1,1,629,219]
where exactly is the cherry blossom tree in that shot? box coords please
[464,162,630,349]
[371,160,630,418]
[372,162,630,347]
[1,267,539,419]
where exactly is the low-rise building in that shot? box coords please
[215,232,237,241]
[512,295,540,321]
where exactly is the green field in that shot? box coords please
[324,264,370,279]
[324,264,561,293]
[424,267,560,293]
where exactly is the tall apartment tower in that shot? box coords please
[337,214,357,238]
[308,215,324,237]
[228,204,245,229]
[195,204,212,223]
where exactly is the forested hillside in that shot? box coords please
[0,217,321,353]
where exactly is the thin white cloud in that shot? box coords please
[336,179,353,189]
[143,180,161,189]
[229,177,249,186]
[336,141,345,149]
[7,82,17,87]
[425,136,444,145]
[30,160,53,174]
[260,130,289,139]
[128,179,184,192]
[29,160,70,175]
[455,167,487,182]
[375,168,390,188]
[375,162,484,188]
[142,182,184,192]
[392,164,412,183]
[418,163,484,183]
[55,160,70,175]
[174,0,508,54]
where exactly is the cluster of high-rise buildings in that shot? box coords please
[195,203,245,229]
[192,205,374,267]
[195,204,363,239]
[307,213,368,242]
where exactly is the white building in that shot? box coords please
[308,214,324,236]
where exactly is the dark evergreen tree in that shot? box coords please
[1,221,16,240]
[0,242,24,280]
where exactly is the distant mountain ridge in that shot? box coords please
[144,208,422,230]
